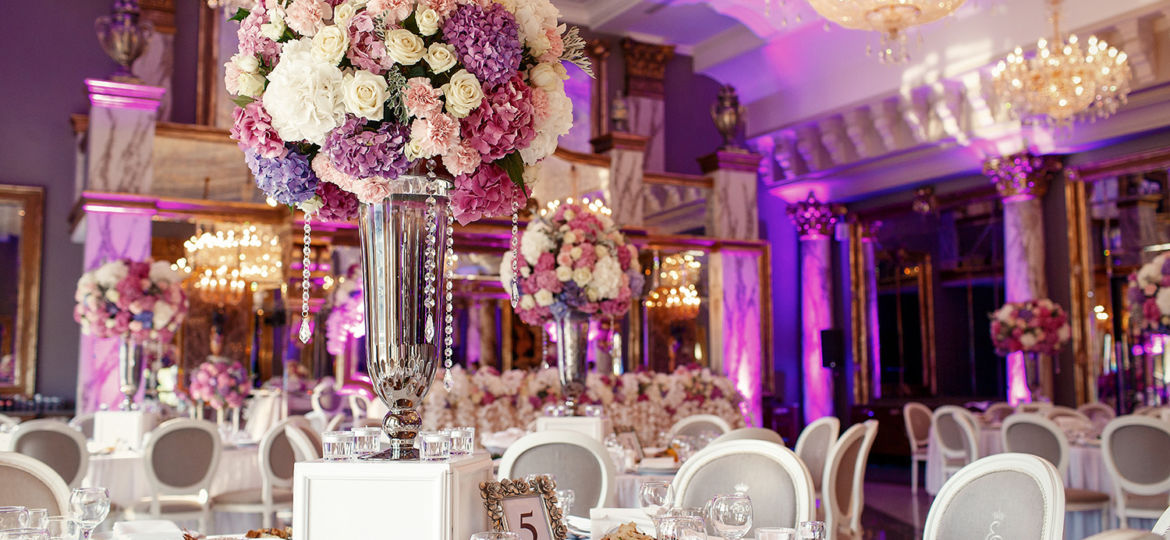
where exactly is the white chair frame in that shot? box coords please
[0,452,71,515]
[6,419,90,489]
[284,423,321,461]
[673,439,815,532]
[823,420,878,539]
[903,402,932,494]
[795,416,840,500]
[131,418,222,531]
[213,419,296,527]
[924,453,1065,540]
[1155,505,1170,535]
[932,406,979,482]
[1018,402,1054,414]
[668,414,733,440]
[1101,415,1170,527]
[67,412,96,439]
[982,402,1015,424]
[1077,403,1116,421]
[0,414,18,431]
[709,427,784,447]
[498,430,616,511]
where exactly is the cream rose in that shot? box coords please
[519,294,536,310]
[237,71,266,98]
[555,266,572,281]
[534,289,555,307]
[342,69,389,120]
[404,137,424,161]
[415,6,442,36]
[333,2,356,26]
[384,28,426,65]
[528,62,567,92]
[425,43,457,73]
[261,11,286,41]
[232,53,260,73]
[572,267,592,287]
[311,25,348,65]
[441,69,484,118]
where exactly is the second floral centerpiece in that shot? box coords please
[501,198,643,414]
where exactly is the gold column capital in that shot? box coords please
[787,192,842,238]
[984,152,1063,201]
[621,38,675,99]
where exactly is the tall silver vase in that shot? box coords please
[358,175,449,460]
[118,338,145,411]
[555,311,591,415]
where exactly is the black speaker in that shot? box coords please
[821,329,845,368]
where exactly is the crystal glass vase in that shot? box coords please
[358,174,450,460]
[555,311,591,415]
[117,337,145,411]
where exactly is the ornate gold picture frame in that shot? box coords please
[480,476,568,540]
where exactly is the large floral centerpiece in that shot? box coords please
[423,365,745,446]
[225,0,589,223]
[989,298,1070,356]
[74,259,189,343]
[501,199,643,325]
[1128,253,1170,334]
[189,360,251,411]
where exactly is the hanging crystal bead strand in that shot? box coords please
[298,213,312,344]
[423,178,439,344]
[509,201,520,308]
[443,204,455,391]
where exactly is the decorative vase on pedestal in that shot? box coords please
[117,337,145,411]
[358,175,450,460]
[554,311,590,415]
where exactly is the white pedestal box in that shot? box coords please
[534,416,613,442]
[93,410,156,449]
[293,452,492,540]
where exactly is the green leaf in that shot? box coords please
[228,8,250,22]
[231,95,255,108]
[402,12,419,34]
[495,153,526,189]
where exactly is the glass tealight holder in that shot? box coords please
[420,430,451,461]
[24,509,47,530]
[583,404,605,417]
[321,431,356,461]
[446,427,474,455]
[756,527,797,540]
[351,427,382,456]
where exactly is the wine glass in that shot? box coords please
[0,507,28,530]
[69,487,110,539]
[44,517,80,540]
[708,493,752,540]
[637,480,674,536]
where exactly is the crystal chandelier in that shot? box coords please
[991,0,1131,127]
[644,253,703,322]
[806,0,967,62]
[177,222,285,304]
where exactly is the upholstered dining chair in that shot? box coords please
[212,419,296,527]
[124,418,222,532]
[709,427,784,447]
[902,402,932,494]
[795,416,840,500]
[672,439,815,537]
[982,402,1015,424]
[1079,403,1117,422]
[68,412,95,440]
[1019,402,1054,415]
[932,406,979,483]
[287,415,323,455]
[1101,415,1170,528]
[5,419,90,489]
[667,414,733,440]
[822,420,879,540]
[349,393,371,420]
[310,382,344,427]
[498,430,616,519]
[1048,406,1095,429]
[923,453,1065,540]
[284,422,322,461]
[1001,413,1111,531]
[0,452,70,515]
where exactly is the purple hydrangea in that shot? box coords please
[245,149,318,205]
[324,116,411,180]
[314,181,360,222]
[442,3,523,88]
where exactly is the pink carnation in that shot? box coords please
[237,9,281,65]
[346,12,394,74]
[284,0,329,36]
[441,141,482,177]
[450,163,528,225]
[411,114,460,158]
[421,0,456,16]
[367,0,413,23]
[460,75,537,162]
[404,77,443,119]
[231,102,287,159]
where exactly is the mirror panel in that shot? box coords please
[0,185,43,395]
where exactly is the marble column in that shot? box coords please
[591,133,649,227]
[985,152,1061,403]
[701,151,760,239]
[1116,189,1162,267]
[788,193,839,423]
[133,0,176,120]
[620,39,673,172]
[83,79,166,194]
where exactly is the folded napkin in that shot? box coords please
[589,508,654,540]
[637,457,678,471]
[112,520,183,540]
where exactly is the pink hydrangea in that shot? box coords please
[346,12,394,74]
[237,9,281,65]
[367,0,413,23]
[284,0,329,36]
[411,114,460,158]
[404,77,443,119]
[460,75,537,162]
[441,141,482,177]
[450,163,528,225]
[231,102,287,159]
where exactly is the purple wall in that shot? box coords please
[758,186,802,407]
[663,56,723,175]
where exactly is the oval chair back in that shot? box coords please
[823,420,878,539]
[498,430,616,519]
[6,419,89,489]
[710,427,784,447]
[924,453,1065,540]
[794,416,840,497]
[0,452,70,515]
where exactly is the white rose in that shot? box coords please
[1019,334,1037,349]
[425,43,457,73]
[562,231,577,244]
[520,222,554,265]
[534,289,555,307]
[152,301,176,330]
[555,266,572,281]
[520,294,536,310]
[1157,288,1170,318]
[415,6,441,36]
[263,39,346,145]
[590,256,622,299]
[311,25,349,65]
[237,71,266,98]
[585,286,600,302]
[595,245,609,259]
[106,290,121,303]
[570,246,582,260]
[499,250,515,291]
[404,138,424,161]
[333,2,356,26]
[564,209,575,220]
[261,11,286,41]
[442,70,484,118]
[342,69,389,121]
[572,267,592,287]
[528,62,567,93]
[94,261,128,288]
[232,53,260,73]
[299,195,325,215]
[384,29,426,65]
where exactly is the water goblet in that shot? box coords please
[68,488,110,540]
[43,517,79,540]
[708,493,752,540]
[798,521,826,540]
[554,489,575,518]
[657,515,705,540]
[0,529,49,540]
[637,480,674,536]
[469,533,520,540]
[0,508,27,530]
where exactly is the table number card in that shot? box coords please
[480,476,567,540]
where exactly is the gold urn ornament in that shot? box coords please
[711,85,746,151]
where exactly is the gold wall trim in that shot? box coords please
[848,223,870,404]
[1064,178,1093,404]
[70,191,289,232]
[553,147,610,168]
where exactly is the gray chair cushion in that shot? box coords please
[678,453,798,536]
[1004,422,1062,470]
[14,431,82,486]
[934,470,1046,540]
[152,428,216,488]
[798,427,832,492]
[935,414,972,459]
[268,431,295,482]
[508,443,603,519]
[1111,425,1170,485]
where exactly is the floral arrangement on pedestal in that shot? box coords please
[73,259,189,342]
[422,365,746,446]
[188,360,252,410]
[224,0,590,223]
[989,298,1071,355]
[500,199,644,325]
[1128,253,1170,334]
